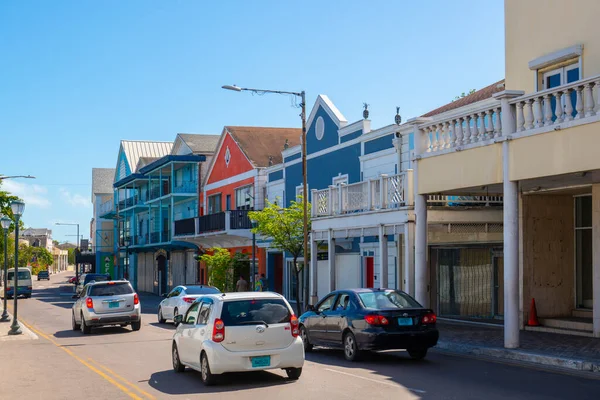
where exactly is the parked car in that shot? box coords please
[72,280,141,334]
[171,292,304,385]
[76,273,111,296]
[68,276,77,284]
[158,285,221,325]
[298,288,439,361]
[1,268,33,299]
[37,270,50,281]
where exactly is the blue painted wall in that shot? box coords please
[268,169,284,182]
[340,130,362,143]
[306,106,340,155]
[364,134,395,155]
[284,143,361,206]
[284,152,301,163]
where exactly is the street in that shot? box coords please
[1,271,599,400]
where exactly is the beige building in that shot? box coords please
[410,0,600,346]
[51,247,68,273]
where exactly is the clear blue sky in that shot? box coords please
[0,0,504,244]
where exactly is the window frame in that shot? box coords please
[197,301,213,325]
[332,174,349,186]
[317,293,338,313]
[235,185,254,210]
[184,302,201,325]
[207,193,222,214]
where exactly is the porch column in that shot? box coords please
[310,236,318,305]
[495,90,523,349]
[404,221,415,295]
[379,225,388,289]
[593,184,600,337]
[328,230,336,292]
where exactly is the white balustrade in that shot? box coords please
[427,195,503,205]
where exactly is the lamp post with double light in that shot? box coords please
[224,84,308,305]
[8,200,25,335]
[1,215,11,322]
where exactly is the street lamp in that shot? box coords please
[1,215,11,322]
[55,223,79,286]
[8,200,25,335]
[224,84,308,306]
[0,175,35,181]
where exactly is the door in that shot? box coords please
[309,293,338,343]
[365,257,374,288]
[164,287,182,318]
[274,254,283,294]
[187,301,212,368]
[324,292,350,343]
[226,195,231,211]
[179,302,201,365]
[157,255,167,296]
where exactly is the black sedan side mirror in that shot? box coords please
[174,315,184,324]
[307,305,315,312]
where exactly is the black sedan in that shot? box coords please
[298,288,439,361]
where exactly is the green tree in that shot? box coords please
[0,180,23,232]
[199,248,232,292]
[453,88,476,101]
[249,196,310,315]
[67,248,76,264]
[0,234,16,270]
[19,246,53,275]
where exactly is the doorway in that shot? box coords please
[157,255,167,296]
[365,257,374,288]
[575,195,593,309]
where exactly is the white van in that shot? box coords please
[2,267,33,299]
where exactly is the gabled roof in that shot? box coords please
[306,95,348,129]
[135,157,159,173]
[421,80,505,118]
[91,168,115,196]
[22,228,52,237]
[174,134,220,155]
[120,140,173,172]
[225,126,302,167]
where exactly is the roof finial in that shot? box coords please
[283,138,289,150]
[268,155,273,166]
[363,103,369,120]
[395,106,402,125]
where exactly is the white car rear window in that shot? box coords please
[221,299,291,326]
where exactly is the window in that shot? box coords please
[333,293,352,311]
[168,287,182,298]
[220,299,291,326]
[358,290,421,310]
[183,286,221,295]
[208,194,221,214]
[89,282,133,296]
[235,185,253,209]
[185,302,201,325]
[295,185,309,201]
[317,294,337,313]
[197,302,212,325]
[7,271,31,280]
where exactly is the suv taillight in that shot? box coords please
[364,315,389,326]
[86,297,93,309]
[212,318,225,342]
[182,296,195,303]
[422,312,437,324]
[290,315,299,337]
[133,293,139,305]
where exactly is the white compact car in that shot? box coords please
[171,292,304,385]
[158,285,221,325]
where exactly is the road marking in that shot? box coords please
[87,358,156,400]
[324,368,426,394]
[20,321,145,400]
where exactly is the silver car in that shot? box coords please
[72,280,141,334]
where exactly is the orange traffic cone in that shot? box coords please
[527,298,540,326]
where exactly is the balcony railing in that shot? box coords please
[195,210,253,234]
[427,195,503,206]
[161,230,170,243]
[173,181,198,194]
[150,232,160,243]
[312,172,413,218]
[98,200,114,216]
[174,217,196,236]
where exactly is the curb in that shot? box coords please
[0,313,39,342]
[435,341,600,373]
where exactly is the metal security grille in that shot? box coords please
[436,247,503,319]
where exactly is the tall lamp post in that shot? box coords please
[223,85,308,307]
[56,223,79,285]
[123,238,130,280]
[1,215,12,322]
[8,200,25,335]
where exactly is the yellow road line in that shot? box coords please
[87,358,156,400]
[20,320,144,400]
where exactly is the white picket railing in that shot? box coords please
[427,195,503,206]
[312,172,412,218]
[98,199,114,216]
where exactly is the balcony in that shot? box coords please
[98,200,115,218]
[174,217,196,236]
[172,210,254,248]
[427,195,503,207]
[148,183,171,201]
[173,181,198,194]
[312,172,413,218]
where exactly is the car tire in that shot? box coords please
[407,348,428,360]
[80,314,91,334]
[300,325,313,352]
[131,320,141,331]
[200,352,216,386]
[343,332,362,362]
[158,307,166,324]
[71,312,80,331]
[173,308,180,326]
[172,343,185,373]
[285,367,302,380]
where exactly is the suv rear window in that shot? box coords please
[185,286,220,295]
[358,290,421,309]
[89,283,133,296]
[221,299,291,326]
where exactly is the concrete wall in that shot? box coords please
[522,194,574,320]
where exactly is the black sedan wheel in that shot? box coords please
[300,326,313,352]
[407,348,428,360]
[343,332,361,362]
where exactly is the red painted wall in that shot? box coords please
[207,132,253,184]
[205,176,254,211]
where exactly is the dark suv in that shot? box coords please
[37,270,50,281]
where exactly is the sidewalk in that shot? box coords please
[0,313,38,342]
[436,320,600,373]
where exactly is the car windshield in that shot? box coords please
[7,271,31,280]
[85,275,109,284]
[358,290,421,309]
[221,299,291,326]
[89,283,133,296]
[184,286,220,295]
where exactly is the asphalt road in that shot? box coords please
[1,271,599,400]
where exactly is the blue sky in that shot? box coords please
[0,0,504,243]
